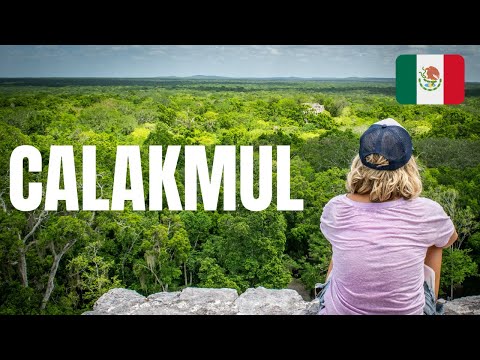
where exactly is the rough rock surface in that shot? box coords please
[83,287,319,315]
[443,295,480,315]
[83,287,479,315]
[235,287,318,315]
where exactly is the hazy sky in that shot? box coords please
[0,45,479,80]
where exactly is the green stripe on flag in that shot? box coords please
[396,55,417,104]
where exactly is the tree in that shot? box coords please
[67,239,122,307]
[298,130,358,171]
[132,213,190,293]
[199,209,291,291]
[440,248,478,298]
[17,210,48,287]
[423,186,480,298]
[198,257,239,290]
[79,101,137,135]
[38,214,94,310]
[179,210,214,285]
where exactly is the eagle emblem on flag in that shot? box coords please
[418,66,442,91]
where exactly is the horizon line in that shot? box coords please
[0,75,395,79]
[0,76,478,83]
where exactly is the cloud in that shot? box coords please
[267,46,281,55]
[1,45,479,80]
[109,46,131,51]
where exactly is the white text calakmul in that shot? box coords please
[9,145,304,212]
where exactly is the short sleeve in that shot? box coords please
[429,201,455,248]
[320,199,335,242]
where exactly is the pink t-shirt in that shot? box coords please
[319,194,455,315]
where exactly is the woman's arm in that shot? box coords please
[326,259,333,280]
[424,245,443,299]
[442,229,458,249]
[424,230,458,298]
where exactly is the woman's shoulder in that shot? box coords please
[409,196,444,209]
[320,195,349,223]
[406,196,449,215]
[324,194,348,208]
[321,194,350,216]
[322,195,447,213]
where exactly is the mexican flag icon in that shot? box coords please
[396,54,464,104]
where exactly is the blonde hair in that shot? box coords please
[346,154,422,202]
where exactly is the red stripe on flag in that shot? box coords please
[444,54,464,104]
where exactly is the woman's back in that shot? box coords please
[320,194,454,315]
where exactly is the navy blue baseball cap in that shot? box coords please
[359,118,413,171]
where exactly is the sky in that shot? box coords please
[0,45,479,81]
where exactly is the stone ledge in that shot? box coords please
[83,287,480,315]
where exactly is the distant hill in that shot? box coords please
[160,76,396,81]
[0,77,477,88]
[188,75,231,79]
[0,76,396,86]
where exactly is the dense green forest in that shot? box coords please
[1,78,480,314]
